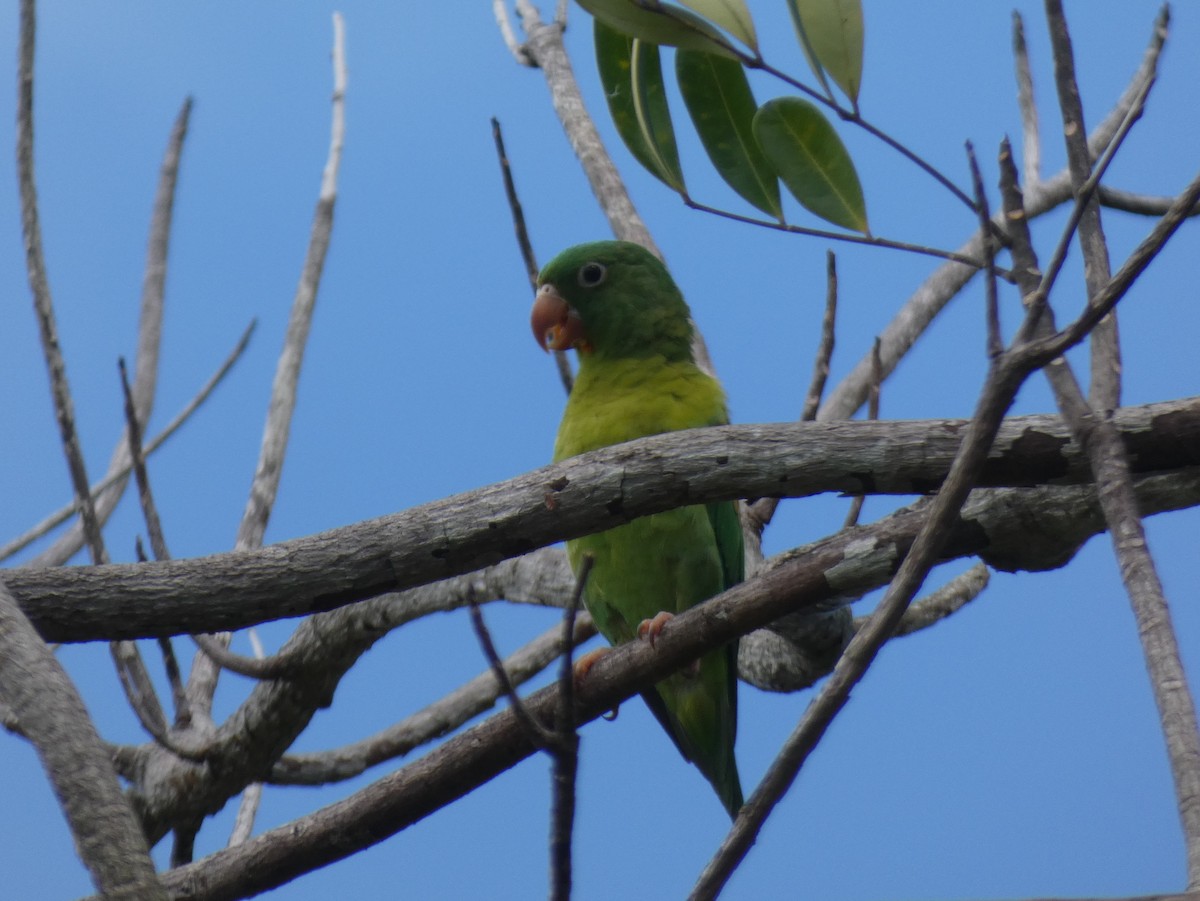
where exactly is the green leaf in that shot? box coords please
[752,97,867,232]
[596,20,667,183]
[677,0,757,52]
[676,50,780,218]
[786,0,864,105]
[576,0,737,58]
[631,38,685,191]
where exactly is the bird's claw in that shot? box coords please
[636,611,675,648]
[572,647,611,682]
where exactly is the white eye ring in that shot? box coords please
[578,261,607,287]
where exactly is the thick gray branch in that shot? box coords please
[121,465,1200,845]
[6,398,1200,642]
[0,576,163,899]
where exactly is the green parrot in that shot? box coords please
[530,240,744,818]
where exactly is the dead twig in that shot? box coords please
[550,553,592,901]
[186,11,348,720]
[1,320,255,564]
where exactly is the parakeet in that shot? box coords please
[530,240,744,818]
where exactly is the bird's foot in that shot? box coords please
[573,649,621,719]
[638,612,702,677]
[636,611,674,648]
[572,647,611,682]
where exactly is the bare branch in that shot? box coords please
[190,632,306,680]
[2,319,255,564]
[694,260,1071,897]
[492,115,573,393]
[802,251,837,423]
[492,117,539,289]
[112,462,1200,847]
[966,142,1002,358]
[1004,126,1200,886]
[864,562,990,638]
[228,628,270,847]
[1012,11,1040,187]
[0,572,163,899]
[25,97,191,567]
[842,339,881,529]
[494,0,533,67]
[468,590,557,750]
[267,612,596,786]
[234,11,346,555]
[694,134,1200,893]
[820,6,1171,426]
[18,0,106,566]
[510,2,657,253]
[550,553,591,901]
[1099,185,1200,217]
[8,396,1200,643]
[187,11,347,717]
[119,358,170,561]
[147,468,1200,899]
[1045,0,1122,408]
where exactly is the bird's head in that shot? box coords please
[531,241,694,363]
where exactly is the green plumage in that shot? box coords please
[537,240,744,817]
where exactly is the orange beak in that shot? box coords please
[531,283,588,352]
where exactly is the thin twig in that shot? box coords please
[801,251,837,423]
[18,0,105,566]
[468,590,557,750]
[265,613,596,786]
[191,632,305,680]
[229,628,271,848]
[492,115,572,394]
[158,637,190,729]
[119,358,169,561]
[1011,68,1154,342]
[967,142,1002,358]
[1,319,255,564]
[1041,4,1200,882]
[24,97,191,569]
[682,197,998,273]
[234,11,346,555]
[124,421,192,731]
[1012,12,1040,188]
[494,0,534,66]
[114,357,191,749]
[863,562,991,638]
[187,12,347,717]
[1045,0,1121,408]
[841,339,880,530]
[492,117,539,289]
[1099,185,1200,217]
[550,554,592,901]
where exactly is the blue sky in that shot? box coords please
[2,1,1198,898]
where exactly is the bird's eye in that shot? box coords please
[578,262,607,287]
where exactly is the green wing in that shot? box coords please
[707,498,744,590]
